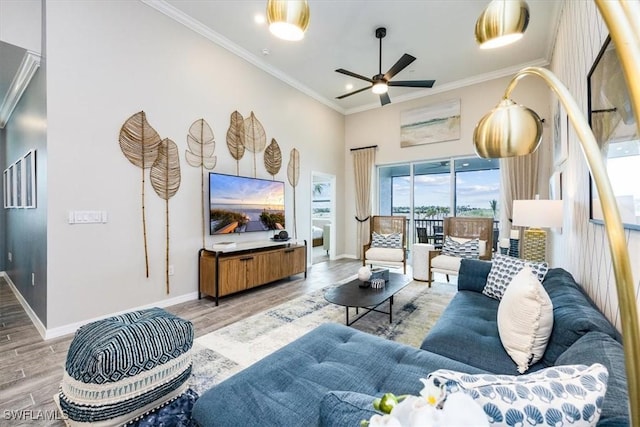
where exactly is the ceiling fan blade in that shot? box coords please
[380,92,391,106]
[388,80,436,88]
[335,68,373,83]
[336,85,372,99]
[383,54,416,80]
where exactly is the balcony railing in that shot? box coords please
[412,218,500,251]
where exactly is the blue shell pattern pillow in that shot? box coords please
[483,254,549,300]
[428,363,608,427]
[441,236,480,259]
[371,231,402,248]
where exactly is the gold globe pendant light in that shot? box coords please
[475,0,530,49]
[266,0,310,41]
[473,98,542,158]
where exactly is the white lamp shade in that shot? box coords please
[512,199,563,228]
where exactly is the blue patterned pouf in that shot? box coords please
[129,388,198,427]
[56,307,194,426]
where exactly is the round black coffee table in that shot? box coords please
[324,272,411,326]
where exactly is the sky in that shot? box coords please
[393,169,500,209]
[209,173,284,208]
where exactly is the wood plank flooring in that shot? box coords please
[0,259,361,425]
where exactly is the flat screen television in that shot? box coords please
[209,172,285,234]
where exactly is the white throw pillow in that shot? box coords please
[497,267,554,373]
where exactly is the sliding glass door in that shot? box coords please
[378,157,500,248]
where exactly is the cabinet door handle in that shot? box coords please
[284,249,294,253]
[240,256,253,261]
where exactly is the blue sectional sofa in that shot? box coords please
[192,260,630,426]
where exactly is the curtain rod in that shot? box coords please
[349,145,378,152]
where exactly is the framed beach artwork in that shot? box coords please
[400,99,461,147]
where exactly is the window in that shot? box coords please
[378,157,500,246]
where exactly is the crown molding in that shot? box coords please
[140,0,345,114]
[343,58,551,115]
[0,51,41,129]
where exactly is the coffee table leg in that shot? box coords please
[346,307,349,325]
[389,296,394,323]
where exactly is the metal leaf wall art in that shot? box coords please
[244,111,266,177]
[119,111,162,277]
[150,138,181,294]
[264,138,282,179]
[287,148,300,239]
[186,118,216,248]
[226,111,246,175]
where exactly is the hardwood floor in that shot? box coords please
[0,258,361,425]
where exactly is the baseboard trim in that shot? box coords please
[43,291,200,340]
[1,271,48,339]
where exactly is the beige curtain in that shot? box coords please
[499,152,540,242]
[352,147,376,259]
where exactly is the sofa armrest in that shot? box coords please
[457,258,492,293]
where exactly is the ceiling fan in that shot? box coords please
[335,27,435,106]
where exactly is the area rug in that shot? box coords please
[188,278,456,395]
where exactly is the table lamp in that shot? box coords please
[512,198,563,262]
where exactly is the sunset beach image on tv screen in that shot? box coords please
[209,173,285,234]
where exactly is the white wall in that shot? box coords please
[44,0,344,329]
[549,1,640,330]
[0,0,41,54]
[343,76,552,258]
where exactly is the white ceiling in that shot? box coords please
[147,0,562,115]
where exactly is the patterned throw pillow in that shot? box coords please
[371,231,402,249]
[427,363,608,427]
[441,236,480,259]
[483,254,549,300]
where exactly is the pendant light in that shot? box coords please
[475,0,530,49]
[266,0,310,41]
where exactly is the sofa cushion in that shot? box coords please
[483,254,548,300]
[429,363,609,427]
[420,291,548,374]
[555,331,629,425]
[192,323,487,427]
[458,258,492,293]
[497,267,553,373]
[365,247,404,262]
[540,269,620,366]
[430,254,462,272]
[319,391,378,426]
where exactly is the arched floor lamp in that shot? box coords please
[474,1,640,426]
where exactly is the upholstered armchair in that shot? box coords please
[427,217,494,286]
[363,216,407,274]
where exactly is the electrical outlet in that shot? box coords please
[31,273,35,286]
[8,252,11,262]
[168,265,175,276]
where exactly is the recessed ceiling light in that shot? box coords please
[254,14,266,24]
[346,83,353,90]
[262,48,270,56]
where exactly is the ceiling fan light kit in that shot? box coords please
[335,27,435,106]
[475,0,530,49]
[266,0,310,41]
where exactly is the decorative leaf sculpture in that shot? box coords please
[226,111,246,175]
[264,138,282,179]
[150,138,181,294]
[244,111,266,177]
[287,148,300,239]
[118,111,162,278]
[186,118,216,248]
